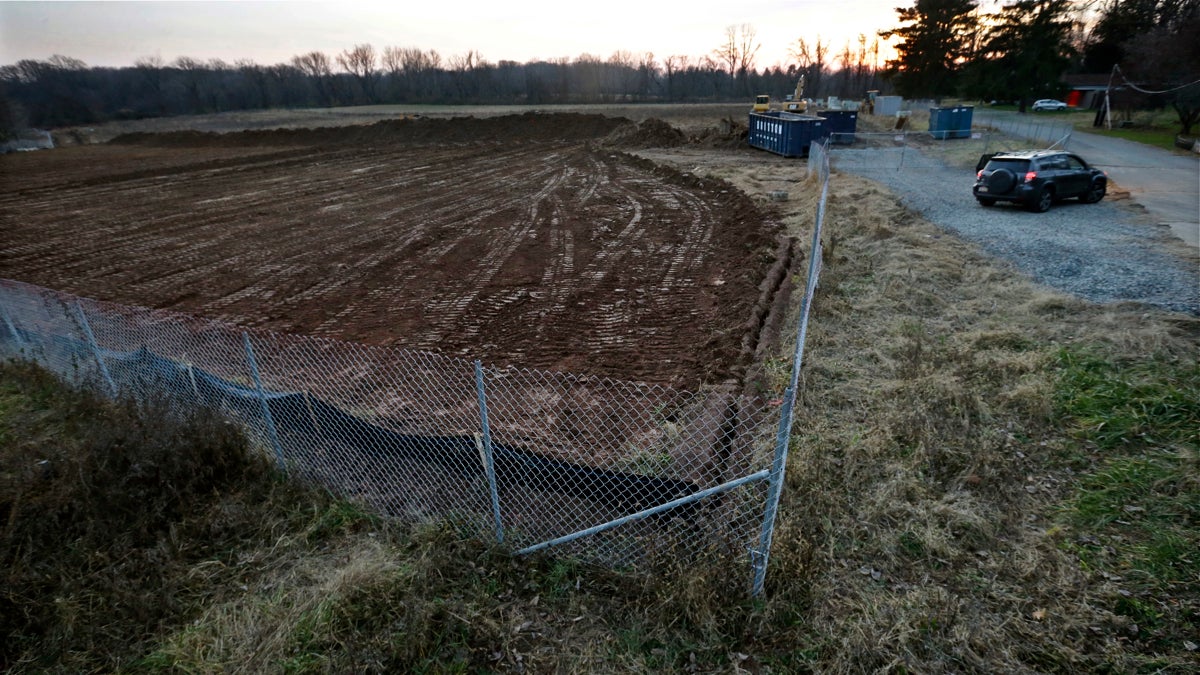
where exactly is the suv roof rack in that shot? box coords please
[991,149,1062,159]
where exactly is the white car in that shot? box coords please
[1032,99,1068,111]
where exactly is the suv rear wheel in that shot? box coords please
[1028,186,1054,213]
[976,197,996,206]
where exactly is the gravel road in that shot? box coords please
[831,148,1199,315]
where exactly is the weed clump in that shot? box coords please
[0,361,333,672]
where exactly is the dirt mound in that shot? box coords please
[691,116,749,149]
[110,112,635,148]
[602,118,688,148]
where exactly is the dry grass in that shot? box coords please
[745,169,1199,671]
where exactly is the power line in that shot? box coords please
[1113,64,1200,95]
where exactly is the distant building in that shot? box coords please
[1062,74,1118,110]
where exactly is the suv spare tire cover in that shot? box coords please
[987,169,1016,193]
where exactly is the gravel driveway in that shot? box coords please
[831,148,1199,315]
[974,111,1200,247]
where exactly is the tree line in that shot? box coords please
[2,2,1196,136]
[0,24,890,134]
[882,0,1200,132]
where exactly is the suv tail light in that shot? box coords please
[1024,171,1037,183]
[977,170,983,179]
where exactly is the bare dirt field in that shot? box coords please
[0,111,783,389]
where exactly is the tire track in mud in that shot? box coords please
[309,147,576,342]
[4,144,535,319]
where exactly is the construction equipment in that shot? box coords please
[755,75,808,113]
[784,75,807,113]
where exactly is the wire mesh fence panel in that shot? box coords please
[830,132,1004,172]
[480,365,778,566]
[0,281,92,385]
[0,278,784,574]
[973,113,1073,149]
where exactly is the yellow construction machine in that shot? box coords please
[783,75,807,113]
[753,76,807,113]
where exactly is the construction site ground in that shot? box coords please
[0,106,794,390]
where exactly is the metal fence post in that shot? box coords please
[752,385,797,596]
[242,332,285,471]
[74,302,117,397]
[750,142,829,596]
[475,360,505,544]
[0,303,25,351]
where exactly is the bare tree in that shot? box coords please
[714,24,761,95]
[735,25,761,79]
[714,25,739,85]
[267,62,303,107]
[292,51,336,105]
[663,54,689,101]
[552,56,572,102]
[46,55,87,71]
[381,46,404,99]
[337,43,379,103]
[574,53,604,100]
[448,50,488,101]
[237,59,271,108]
[789,36,829,97]
[173,56,208,111]
[206,59,233,111]
[637,52,658,99]
[607,50,639,99]
[134,55,166,113]
[384,47,442,101]
[449,49,486,72]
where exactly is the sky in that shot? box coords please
[0,0,903,71]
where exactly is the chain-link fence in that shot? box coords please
[830,120,1072,173]
[0,142,831,594]
[973,112,1073,149]
[828,130,991,171]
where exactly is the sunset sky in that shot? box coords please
[0,0,903,70]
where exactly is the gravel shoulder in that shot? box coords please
[831,147,1200,315]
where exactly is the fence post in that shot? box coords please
[0,304,25,351]
[750,142,829,596]
[74,302,117,397]
[242,332,285,471]
[898,131,907,170]
[752,385,797,596]
[185,360,200,399]
[474,360,505,544]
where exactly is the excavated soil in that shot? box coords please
[0,113,783,389]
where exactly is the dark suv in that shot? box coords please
[973,150,1107,212]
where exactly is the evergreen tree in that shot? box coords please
[971,0,1076,111]
[879,0,980,99]
[1081,0,1194,73]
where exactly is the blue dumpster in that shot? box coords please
[929,106,955,140]
[952,105,974,139]
[930,105,975,139]
[821,110,858,144]
[748,112,827,157]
